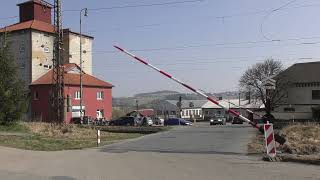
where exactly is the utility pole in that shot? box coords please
[136,99,139,112]
[51,0,65,123]
[178,96,182,118]
[79,8,88,124]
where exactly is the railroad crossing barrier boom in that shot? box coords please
[113,45,286,144]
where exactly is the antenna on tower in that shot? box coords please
[51,0,65,123]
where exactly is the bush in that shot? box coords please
[0,44,28,125]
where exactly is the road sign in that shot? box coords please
[264,123,276,157]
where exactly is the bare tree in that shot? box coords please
[239,59,289,114]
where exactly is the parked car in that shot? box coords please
[232,117,243,124]
[210,116,226,125]
[141,117,153,126]
[109,116,142,126]
[70,116,93,124]
[93,118,109,126]
[153,117,164,125]
[164,118,192,126]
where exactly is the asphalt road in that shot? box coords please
[102,123,256,155]
[0,123,319,180]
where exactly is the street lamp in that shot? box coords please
[80,8,88,124]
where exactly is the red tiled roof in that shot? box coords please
[0,20,55,34]
[31,64,114,88]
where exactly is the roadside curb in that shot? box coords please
[262,154,320,165]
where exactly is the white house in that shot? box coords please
[201,99,263,120]
[272,61,320,120]
[167,100,207,119]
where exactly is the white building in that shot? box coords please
[273,62,320,120]
[0,0,93,86]
[201,99,263,120]
[167,100,207,119]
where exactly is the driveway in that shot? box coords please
[0,123,319,180]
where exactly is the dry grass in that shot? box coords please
[281,124,320,155]
[247,133,265,154]
[0,122,143,151]
[24,122,97,139]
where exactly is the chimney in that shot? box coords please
[17,0,53,24]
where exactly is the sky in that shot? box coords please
[1,0,320,97]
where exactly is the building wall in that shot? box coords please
[202,108,255,120]
[273,85,320,120]
[63,32,93,75]
[0,30,32,85]
[30,85,112,123]
[30,85,51,121]
[31,30,54,82]
[181,108,202,119]
[0,30,54,85]
[65,86,112,123]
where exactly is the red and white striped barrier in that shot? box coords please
[113,45,260,130]
[264,123,276,157]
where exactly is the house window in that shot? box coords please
[186,110,189,116]
[97,91,104,100]
[284,107,295,112]
[312,90,320,100]
[75,91,81,99]
[33,91,39,100]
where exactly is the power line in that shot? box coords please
[83,38,320,54]
[260,0,299,40]
[83,57,318,69]
[80,2,320,32]
[63,0,204,12]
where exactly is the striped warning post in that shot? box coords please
[264,123,276,157]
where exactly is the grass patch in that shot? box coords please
[0,122,30,133]
[247,132,265,154]
[0,133,142,151]
[281,124,320,155]
[0,122,143,151]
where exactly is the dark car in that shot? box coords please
[164,118,192,126]
[70,116,92,124]
[108,116,142,126]
[210,116,226,125]
[232,117,243,124]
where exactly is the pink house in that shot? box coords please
[30,63,113,124]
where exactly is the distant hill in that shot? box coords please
[134,90,180,98]
[113,90,241,108]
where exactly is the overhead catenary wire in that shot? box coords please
[63,0,204,12]
[260,0,300,40]
[75,37,320,55]
[83,57,316,69]
[77,2,320,32]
